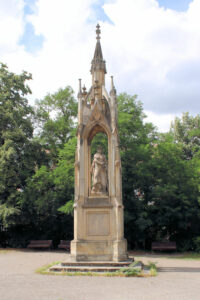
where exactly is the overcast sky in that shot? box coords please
[1,0,200,132]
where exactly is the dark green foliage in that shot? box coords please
[0,63,46,235]
[170,112,200,159]
[193,237,200,252]
[117,94,200,250]
[1,63,200,251]
[19,120,77,244]
[34,87,77,159]
[117,93,156,248]
[91,132,108,157]
[148,140,200,249]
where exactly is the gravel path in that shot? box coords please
[0,249,200,300]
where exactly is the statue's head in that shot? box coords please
[97,146,103,154]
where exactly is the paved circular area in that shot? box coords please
[0,250,200,300]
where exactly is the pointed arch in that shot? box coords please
[83,118,111,142]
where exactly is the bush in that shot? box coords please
[193,237,200,253]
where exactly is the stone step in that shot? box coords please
[50,265,128,273]
[49,259,141,273]
[61,260,133,267]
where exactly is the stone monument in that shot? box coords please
[70,24,128,262]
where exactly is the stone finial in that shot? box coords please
[110,76,116,95]
[111,76,114,90]
[78,79,82,93]
[78,79,82,98]
[96,23,101,40]
[82,85,87,96]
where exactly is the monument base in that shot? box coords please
[70,239,128,262]
[49,259,134,273]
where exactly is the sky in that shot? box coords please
[0,0,200,132]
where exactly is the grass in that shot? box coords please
[0,249,8,254]
[36,260,158,277]
[36,261,61,275]
[169,252,200,260]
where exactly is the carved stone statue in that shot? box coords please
[91,146,108,194]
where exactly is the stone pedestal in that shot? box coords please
[71,195,128,261]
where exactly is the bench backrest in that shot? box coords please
[60,240,70,245]
[29,240,52,245]
[152,241,176,247]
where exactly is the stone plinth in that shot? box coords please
[71,239,128,262]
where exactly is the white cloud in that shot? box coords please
[1,0,200,132]
[1,0,96,101]
[103,0,200,116]
[144,110,179,132]
[0,0,24,54]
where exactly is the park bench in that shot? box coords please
[58,240,71,251]
[152,241,177,252]
[27,240,53,250]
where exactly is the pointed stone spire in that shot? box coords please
[78,78,82,98]
[91,24,107,86]
[93,24,103,61]
[78,79,83,125]
[110,75,116,96]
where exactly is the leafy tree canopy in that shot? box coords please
[0,63,45,230]
[34,87,77,158]
[170,112,200,159]
[1,64,200,251]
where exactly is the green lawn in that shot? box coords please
[169,253,200,260]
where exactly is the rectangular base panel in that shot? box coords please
[70,239,128,262]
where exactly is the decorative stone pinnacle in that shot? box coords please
[111,76,114,88]
[78,79,82,94]
[110,75,116,95]
[82,85,87,96]
[91,24,106,75]
[96,23,101,40]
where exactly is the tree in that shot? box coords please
[117,95,200,250]
[117,93,157,248]
[20,136,76,243]
[170,112,200,159]
[147,138,200,249]
[22,86,78,242]
[34,87,77,159]
[0,63,47,245]
[18,86,78,244]
[0,64,28,228]
[1,69,199,252]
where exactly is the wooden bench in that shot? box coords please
[58,240,70,251]
[27,240,53,250]
[152,241,176,252]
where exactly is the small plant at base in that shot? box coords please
[119,260,142,277]
[147,261,157,269]
[120,268,141,277]
[147,261,157,276]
